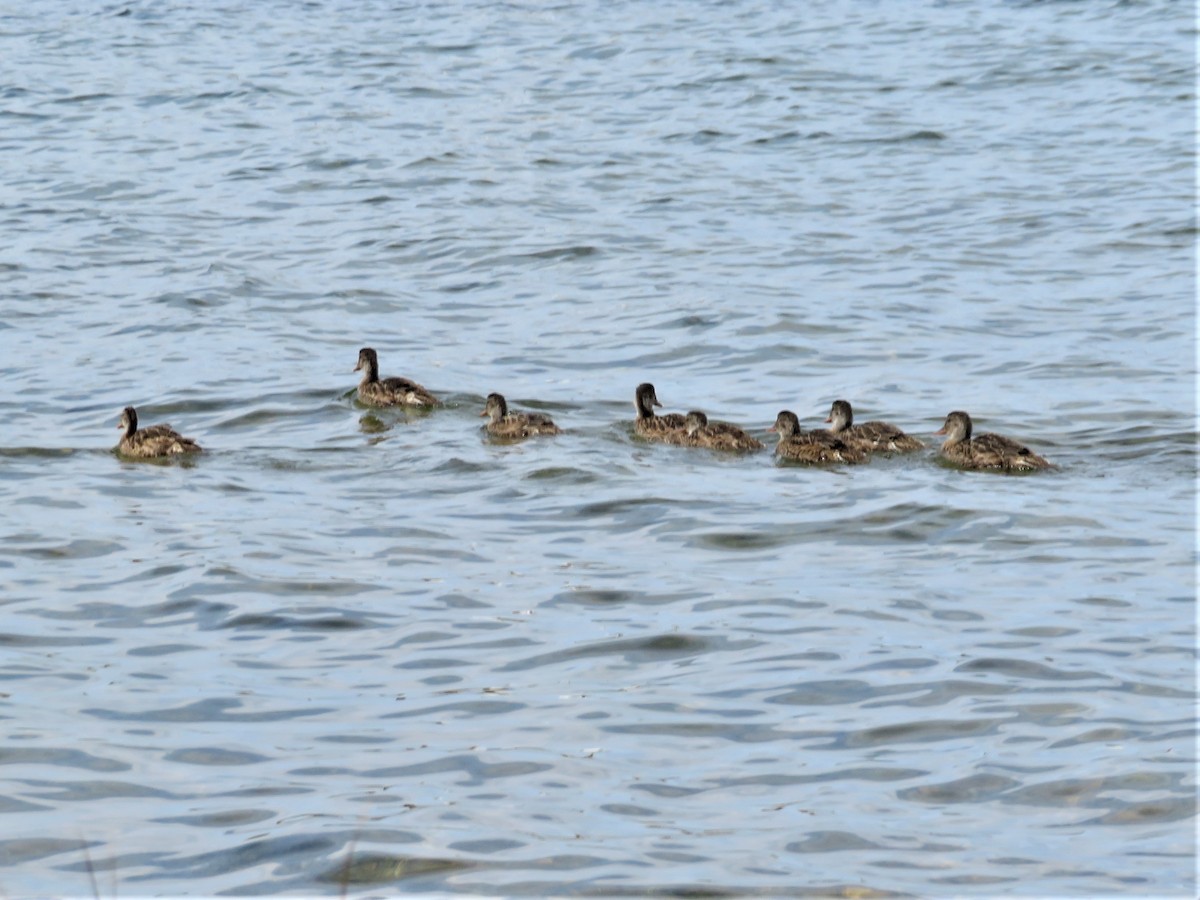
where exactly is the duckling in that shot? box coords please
[116,406,202,458]
[826,399,924,453]
[354,347,438,408]
[680,410,764,452]
[769,410,865,464]
[633,382,687,441]
[935,410,1052,471]
[480,392,561,439]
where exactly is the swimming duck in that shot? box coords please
[354,347,438,408]
[825,399,924,453]
[116,406,202,458]
[681,410,764,452]
[769,410,865,464]
[935,410,1052,471]
[633,382,687,441]
[480,392,561,438]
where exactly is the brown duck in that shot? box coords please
[633,382,687,441]
[825,399,924,453]
[116,406,202,458]
[354,347,438,408]
[680,410,764,452]
[480,393,561,439]
[935,410,1052,471]
[769,410,865,464]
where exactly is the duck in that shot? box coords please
[935,410,1052,471]
[769,410,865,464]
[480,392,561,438]
[680,410,764,452]
[354,347,438,408]
[633,382,687,441]
[825,399,924,453]
[116,406,202,458]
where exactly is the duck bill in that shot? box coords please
[933,425,947,435]
[823,416,832,423]
[478,409,488,418]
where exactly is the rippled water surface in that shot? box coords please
[0,1,1195,896]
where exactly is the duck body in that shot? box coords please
[354,347,438,408]
[935,410,1052,471]
[116,406,202,458]
[770,410,866,464]
[632,383,687,441]
[480,393,561,439]
[826,399,924,453]
[680,411,764,452]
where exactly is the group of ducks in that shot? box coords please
[116,347,1054,472]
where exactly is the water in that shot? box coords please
[0,1,1195,895]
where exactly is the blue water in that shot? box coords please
[0,1,1194,895]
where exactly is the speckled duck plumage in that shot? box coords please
[680,410,764,452]
[935,410,1052,471]
[633,382,687,441]
[116,406,202,458]
[825,399,925,453]
[769,410,865,464]
[354,347,438,408]
[480,392,561,439]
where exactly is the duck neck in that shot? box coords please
[123,411,138,440]
[361,358,379,385]
[635,395,654,420]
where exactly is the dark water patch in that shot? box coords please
[1049,726,1138,748]
[0,538,122,560]
[524,466,598,485]
[0,794,50,813]
[899,774,1020,804]
[0,632,111,649]
[956,658,1107,682]
[320,852,476,886]
[514,245,598,262]
[767,679,892,707]
[382,699,526,719]
[23,780,182,802]
[109,637,203,663]
[315,733,393,744]
[0,447,79,460]
[547,588,705,608]
[499,634,745,672]
[832,717,1007,750]
[154,808,276,827]
[448,838,527,854]
[219,611,376,632]
[1002,773,1191,811]
[133,833,335,882]
[1079,795,1196,826]
[0,747,128,772]
[163,747,271,766]
[862,129,946,143]
[604,721,789,743]
[786,832,884,853]
[364,754,551,783]
[83,698,334,723]
[716,768,928,790]
[0,838,98,866]
[865,679,1016,709]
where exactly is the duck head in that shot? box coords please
[825,399,853,432]
[769,410,802,439]
[935,410,972,443]
[480,393,508,422]
[635,383,663,418]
